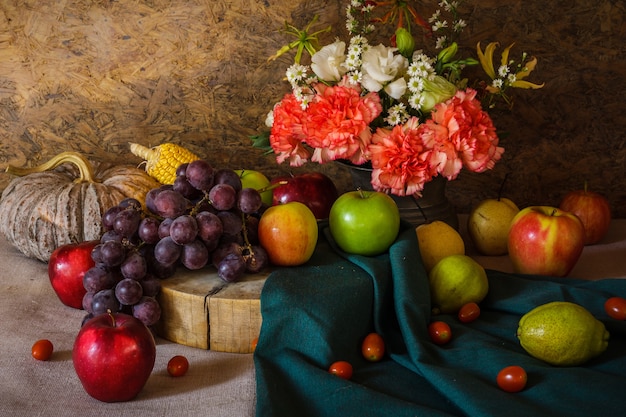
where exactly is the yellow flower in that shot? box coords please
[477,42,544,93]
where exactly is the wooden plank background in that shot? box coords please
[1,0,625,216]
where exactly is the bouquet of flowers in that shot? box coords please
[254,0,544,197]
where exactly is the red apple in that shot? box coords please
[258,201,318,266]
[48,240,98,309]
[559,186,611,245]
[271,172,339,220]
[507,206,585,277]
[73,312,156,402]
[328,190,400,256]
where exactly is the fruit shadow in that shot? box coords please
[139,351,255,400]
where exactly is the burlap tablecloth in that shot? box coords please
[1,217,625,416]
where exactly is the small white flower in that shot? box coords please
[498,64,510,77]
[435,36,447,49]
[432,20,448,32]
[408,77,424,93]
[492,79,504,89]
[429,10,441,23]
[347,70,363,84]
[507,73,517,84]
[454,19,467,31]
[286,64,308,84]
[408,94,424,111]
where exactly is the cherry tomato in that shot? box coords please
[167,355,189,377]
[31,339,54,361]
[428,321,452,345]
[604,296,626,320]
[496,365,527,393]
[361,332,385,362]
[251,336,259,352]
[458,302,481,323]
[328,360,353,380]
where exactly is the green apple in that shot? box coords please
[329,190,400,256]
[429,254,489,314]
[258,202,318,266]
[467,198,520,255]
[235,169,273,206]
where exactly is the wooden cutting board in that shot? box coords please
[155,267,270,353]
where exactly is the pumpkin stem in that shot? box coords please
[5,151,97,183]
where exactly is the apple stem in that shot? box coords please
[497,173,509,201]
[258,180,288,193]
[107,309,116,327]
[357,187,366,198]
[550,208,557,216]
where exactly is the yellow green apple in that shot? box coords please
[258,201,318,266]
[234,169,273,206]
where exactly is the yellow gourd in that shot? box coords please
[130,142,200,185]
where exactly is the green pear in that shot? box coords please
[429,254,489,314]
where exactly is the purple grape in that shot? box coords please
[100,230,123,244]
[83,266,117,293]
[180,239,209,270]
[176,163,189,177]
[145,186,170,215]
[115,278,144,306]
[237,188,263,214]
[209,183,237,211]
[218,211,243,236]
[173,175,202,199]
[153,189,189,218]
[245,216,259,244]
[211,241,242,267]
[214,168,242,192]
[120,251,148,280]
[169,214,199,245]
[154,236,182,266]
[158,217,173,238]
[118,198,142,210]
[196,211,223,243]
[113,208,142,238]
[82,292,95,313]
[91,244,103,263]
[140,275,162,297]
[102,206,124,230]
[138,217,161,244]
[217,252,246,283]
[91,289,121,315]
[132,296,162,326]
[244,245,269,273]
[99,240,126,267]
[186,160,215,191]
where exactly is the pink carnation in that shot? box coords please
[420,88,503,178]
[268,93,311,166]
[303,82,382,165]
[368,117,438,196]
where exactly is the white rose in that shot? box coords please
[311,41,347,82]
[361,44,409,99]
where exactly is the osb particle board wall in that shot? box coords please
[1,0,625,216]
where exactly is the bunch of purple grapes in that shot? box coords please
[80,159,270,327]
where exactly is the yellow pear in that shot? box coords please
[467,198,519,255]
[428,254,489,314]
[415,220,465,273]
[517,301,609,366]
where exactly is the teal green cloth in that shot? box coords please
[254,222,626,416]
